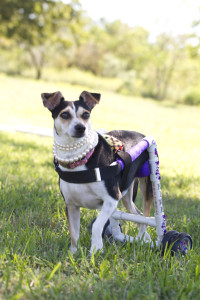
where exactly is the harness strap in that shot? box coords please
[54,158,122,183]
[116,151,132,191]
[118,150,149,191]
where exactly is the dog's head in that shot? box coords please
[41,91,100,138]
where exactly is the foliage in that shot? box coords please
[183,87,200,106]
[141,35,188,100]
[0,0,85,79]
[0,75,200,299]
[0,1,200,103]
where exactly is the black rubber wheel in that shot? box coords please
[161,230,179,255]
[171,232,192,256]
[161,230,192,256]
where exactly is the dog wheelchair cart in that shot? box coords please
[96,135,192,256]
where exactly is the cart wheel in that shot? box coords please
[161,230,179,256]
[171,232,192,256]
[161,230,192,256]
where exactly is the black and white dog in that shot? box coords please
[42,91,153,254]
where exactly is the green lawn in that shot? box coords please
[0,73,200,299]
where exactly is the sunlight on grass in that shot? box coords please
[1,72,199,189]
[0,74,200,299]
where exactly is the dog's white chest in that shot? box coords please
[60,179,108,209]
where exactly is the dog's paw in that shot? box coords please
[113,233,134,244]
[136,231,151,243]
[124,234,134,243]
[90,240,103,256]
[69,245,77,254]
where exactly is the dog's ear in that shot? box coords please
[79,91,101,110]
[41,91,64,111]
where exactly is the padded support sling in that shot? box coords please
[117,150,149,191]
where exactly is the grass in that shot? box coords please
[0,73,200,299]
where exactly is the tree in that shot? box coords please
[104,21,150,73]
[0,0,84,79]
[141,34,188,100]
[74,19,151,77]
[74,22,109,75]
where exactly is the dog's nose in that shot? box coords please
[75,124,86,135]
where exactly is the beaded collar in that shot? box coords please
[53,132,124,170]
[53,130,97,169]
[59,148,94,169]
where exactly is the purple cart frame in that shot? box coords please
[111,135,166,247]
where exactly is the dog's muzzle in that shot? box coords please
[74,124,86,137]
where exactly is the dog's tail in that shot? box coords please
[132,178,139,203]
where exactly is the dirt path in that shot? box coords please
[0,124,53,137]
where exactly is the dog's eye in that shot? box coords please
[82,112,90,120]
[60,112,71,120]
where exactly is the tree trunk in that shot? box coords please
[36,68,41,80]
[28,47,45,80]
[161,56,176,100]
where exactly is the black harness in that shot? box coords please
[54,157,122,183]
[54,149,148,190]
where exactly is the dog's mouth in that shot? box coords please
[72,132,85,138]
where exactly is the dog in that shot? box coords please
[41,91,153,254]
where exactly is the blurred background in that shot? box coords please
[0,0,200,105]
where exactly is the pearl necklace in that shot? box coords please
[53,130,97,164]
[54,131,92,151]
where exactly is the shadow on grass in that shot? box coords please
[0,131,51,153]
[0,131,199,261]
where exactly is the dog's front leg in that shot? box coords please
[90,197,118,255]
[65,205,80,254]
